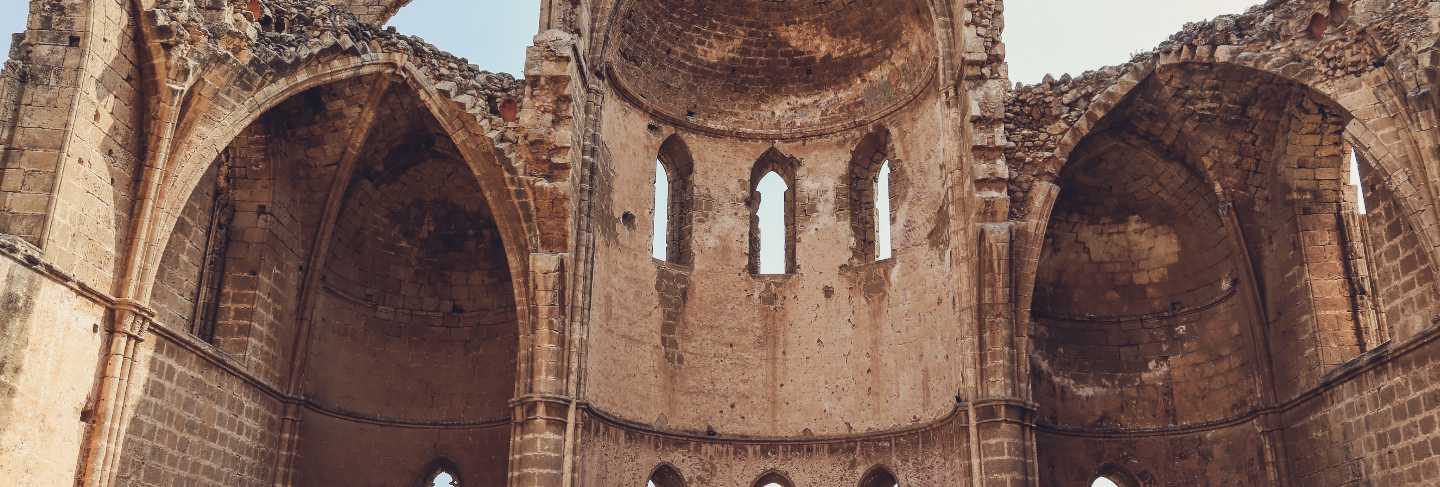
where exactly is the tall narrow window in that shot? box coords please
[652,160,671,260]
[749,148,800,275]
[757,171,788,275]
[875,161,893,260]
[1349,148,1368,214]
[654,136,695,265]
[847,128,895,262]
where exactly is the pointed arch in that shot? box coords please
[749,148,800,275]
[420,457,462,487]
[847,127,901,262]
[646,463,686,487]
[654,135,695,265]
[858,465,899,487]
[134,55,536,323]
[1092,464,1141,487]
[752,470,795,487]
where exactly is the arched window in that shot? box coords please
[426,469,459,487]
[847,128,896,262]
[1090,466,1139,487]
[420,459,461,487]
[652,160,671,260]
[756,172,788,274]
[647,464,686,487]
[654,136,695,265]
[875,161,893,260]
[753,471,795,487]
[750,148,800,275]
[859,466,899,487]
[1348,146,1368,215]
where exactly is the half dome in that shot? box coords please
[609,0,938,137]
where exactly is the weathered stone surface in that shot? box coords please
[0,0,1438,486]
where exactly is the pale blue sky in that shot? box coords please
[1005,0,1261,83]
[0,0,539,75]
[1,0,23,57]
[0,1,1265,83]
[388,0,540,75]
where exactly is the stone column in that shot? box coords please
[509,253,571,486]
[77,301,156,487]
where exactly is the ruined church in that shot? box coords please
[1,0,1438,485]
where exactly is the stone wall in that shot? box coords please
[113,336,285,487]
[0,237,108,485]
[1358,155,1440,343]
[582,85,971,440]
[3,0,1440,486]
[576,408,973,486]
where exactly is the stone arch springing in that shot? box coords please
[749,148,800,275]
[646,463,686,487]
[654,135,695,266]
[847,127,903,263]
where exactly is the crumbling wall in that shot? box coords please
[1011,1,1440,485]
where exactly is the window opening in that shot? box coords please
[754,471,793,487]
[875,160,893,261]
[860,466,899,487]
[428,470,458,487]
[757,171,789,275]
[1349,148,1367,214]
[1092,478,1120,487]
[648,464,685,487]
[652,160,671,260]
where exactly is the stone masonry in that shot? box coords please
[0,0,1438,486]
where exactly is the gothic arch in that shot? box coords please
[132,55,536,316]
[1023,58,1440,311]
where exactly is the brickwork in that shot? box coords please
[843,128,900,264]
[608,0,938,137]
[655,135,694,266]
[150,164,219,331]
[584,90,970,442]
[114,337,285,487]
[1358,154,1440,343]
[1036,425,1269,487]
[1281,330,1440,486]
[576,407,973,486]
